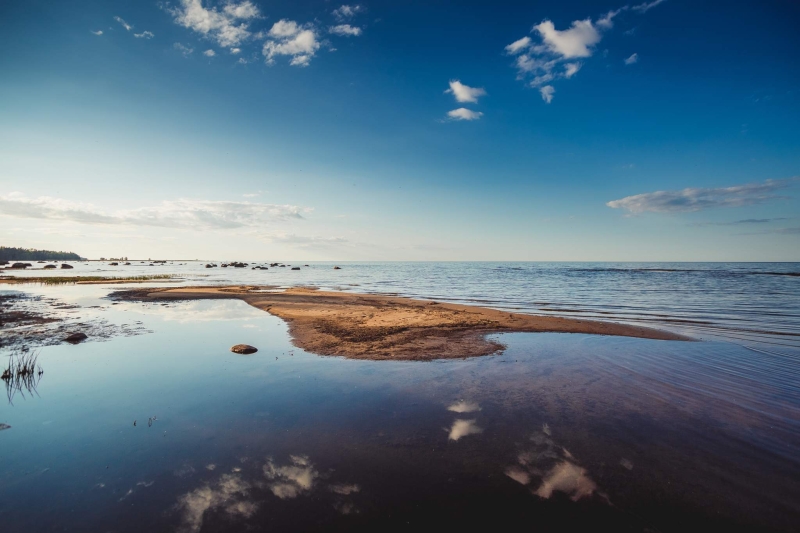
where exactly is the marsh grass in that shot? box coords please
[2,349,43,404]
[0,275,174,285]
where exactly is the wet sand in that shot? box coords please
[113,286,689,360]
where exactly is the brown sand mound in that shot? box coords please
[114,286,690,361]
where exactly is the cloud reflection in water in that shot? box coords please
[176,474,255,533]
[505,426,598,502]
[448,419,483,441]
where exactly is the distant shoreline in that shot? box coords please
[113,285,691,361]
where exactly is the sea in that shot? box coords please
[1,261,798,532]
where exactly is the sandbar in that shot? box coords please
[113,286,690,360]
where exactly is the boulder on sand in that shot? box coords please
[230,344,258,355]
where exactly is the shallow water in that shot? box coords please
[1,264,799,532]
[7,260,799,351]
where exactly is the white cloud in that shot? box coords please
[447,108,483,121]
[563,62,581,78]
[134,31,154,39]
[596,7,627,29]
[333,5,364,21]
[0,193,309,229]
[230,47,241,54]
[624,52,638,65]
[606,178,798,214]
[169,0,260,47]
[540,85,555,103]
[445,80,487,104]
[505,17,604,101]
[203,49,216,57]
[91,30,103,36]
[329,24,362,37]
[269,19,301,38]
[447,419,482,441]
[114,16,132,31]
[535,19,601,58]
[263,20,320,67]
[505,3,662,102]
[505,36,531,54]
[632,0,667,13]
[237,57,248,64]
[174,42,194,56]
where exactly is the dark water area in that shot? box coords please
[1,263,799,532]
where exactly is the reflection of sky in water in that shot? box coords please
[0,286,799,531]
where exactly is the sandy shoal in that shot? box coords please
[114,286,690,360]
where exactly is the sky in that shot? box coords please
[1,0,799,261]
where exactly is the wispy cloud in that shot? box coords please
[692,217,791,227]
[624,52,638,64]
[606,178,798,214]
[114,16,132,31]
[445,80,487,104]
[329,24,362,37]
[203,49,216,57]
[632,0,667,14]
[174,42,194,56]
[447,108,483,121]
[0,193,309,230]
[134,31,154,39]
[263,20,320,67]
[169,0,261,47]
[332,5,364,22]
[91,30,103,36]
[540,85,555,103]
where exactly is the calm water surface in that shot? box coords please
[1,262,799,532]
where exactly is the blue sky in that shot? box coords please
[1,0,799,260]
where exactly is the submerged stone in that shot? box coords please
[64,332,88,344]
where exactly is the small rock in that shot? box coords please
[333,266,341,270]
[61,264,74,269]
[11,262,31,269]
[43,264,56,269]
[0,423,11,431]
[231,344,258,355]
[64,332,88,344]
[291,267,300,270]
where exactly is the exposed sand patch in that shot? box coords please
[112,286,689,360]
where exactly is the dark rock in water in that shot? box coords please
[231,262,247,268]
[205,264,215,268]
[11,262,31,269]
[304,265,309,267]
[231,344,258,355]
[333,266,341,270]
[124,262,131,265]
[61,264,74,269]
[64,332,88,344]
[291,267,301,270]
[43,264,56,269]
[109,262,118,266]
[0,423,11,431]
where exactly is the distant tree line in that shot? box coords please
[0,247,82,261]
